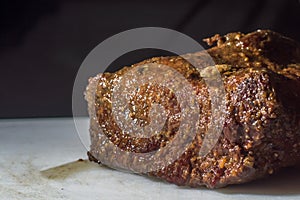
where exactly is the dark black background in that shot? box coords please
[0,0,299,118]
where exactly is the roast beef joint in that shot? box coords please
[85,30,300,188]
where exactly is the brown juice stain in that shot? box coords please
[41,159,100,180]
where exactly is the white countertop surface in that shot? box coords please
[1,118,300,200]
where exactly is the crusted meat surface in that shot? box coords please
[86,30,300,188]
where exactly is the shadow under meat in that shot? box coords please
[217,166,300,195]
[41,159,300,195]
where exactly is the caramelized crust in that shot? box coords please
[86,30,300,188]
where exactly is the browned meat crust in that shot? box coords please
[86,30,300,188]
